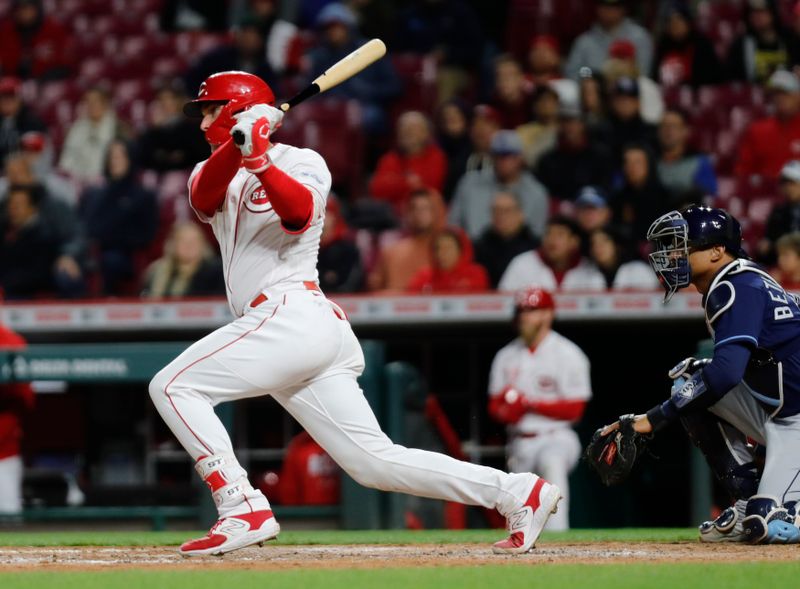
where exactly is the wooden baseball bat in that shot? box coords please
[232,38,387,146]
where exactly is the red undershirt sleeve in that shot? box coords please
[528,399,587,422]
[254,164,314,233]
[189,139,242,218]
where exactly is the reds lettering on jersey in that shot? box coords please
[489,331,592,434]
[188,144,332,316]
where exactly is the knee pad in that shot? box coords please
[742,495,800,544]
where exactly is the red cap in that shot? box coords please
[473,104,501,125]
[20,131,45,152]
[514,288,555,312]
[0,77,21,96]
[530,34,560,52]
[609,39,636,60]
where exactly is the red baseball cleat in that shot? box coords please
[492,479,561,554]
[179,509,280,556]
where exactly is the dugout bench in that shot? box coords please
[0,341,419,530]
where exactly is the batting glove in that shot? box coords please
[231,104,285,173]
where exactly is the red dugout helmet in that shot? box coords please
[183,71,275,146]
[514,287,555,313]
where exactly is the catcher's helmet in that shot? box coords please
[647,206,748,302]
[183,71,275,146]
[514,287,555,313]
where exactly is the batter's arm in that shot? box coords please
[252,165,314,233]
[190,139,242,217]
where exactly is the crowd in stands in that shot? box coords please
[4,0,800,300]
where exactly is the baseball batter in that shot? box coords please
[148,71,560,556]
[488,288,591,530]
[603,206,800,544]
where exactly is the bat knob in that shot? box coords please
[232,129,245,146]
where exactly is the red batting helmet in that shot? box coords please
[183,71,275,146]
[514,287,555,313]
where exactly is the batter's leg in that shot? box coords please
[272,373,558,541]
[0,455,23,515]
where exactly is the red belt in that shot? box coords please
[249,281,320,308]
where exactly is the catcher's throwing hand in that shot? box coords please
[585,414,653,486]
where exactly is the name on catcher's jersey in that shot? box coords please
[488,331,592,434]
[188,143,332,316]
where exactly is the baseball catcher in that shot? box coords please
[586,206,800,544]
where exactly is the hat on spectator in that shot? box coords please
[490,130,524,156]
[473,104,501,125]
[20,131,45,153]
[0,77,21,96]
[316,3,357,28]
[781,160,800,183]
[612,76,640,97]
[767,70,800,94]
[609,39,636,60]
[575,186,608,208]
[530,34,560,52]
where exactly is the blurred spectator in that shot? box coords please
[407,227,489,293]
[772,232,800,290]
[490,55,532,129]
[735,70,800,180]
[578,68,608,128]
[565,0,653,80]
[602,39,664,124]
[536,104,613,201]
[368,111,447,213]
[589,225,659,289]
[449,130,548,240]
[346,0,398,43]
[435,100,472,198]
[58,87,126,184]
[317,196,363,293]
[759,160,800,265]
[594,76,658,163]
[242,0,304,75]
[367,188,446,292]
[0,133,76,206]
[0,0,74,80]
[184,16,279,96]
[574,186,612,234]
[0,77,44,168]
[393,0,484,104]
[611,144,671,246]
[0,322,34,517]
[3,154,85,294]
[142,222,224,299]
[789,1,800,65]
[464,104,501,177]
[498,216,604,292]
[652,2,723,87]
[160,0,229,32]
[136,83,210,173]
[80,140,158,296]
[726,0,791,83]
[516,86,560,168]
[474,192,540,288]
[525,35,578,106]
[0,184,60,298]
[303,3,400,135]
[657,108,718,204]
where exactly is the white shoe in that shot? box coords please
[492,479,561,554]
[699,505,746,543]
[179,509,280,556]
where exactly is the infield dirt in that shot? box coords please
[0,542,796,571]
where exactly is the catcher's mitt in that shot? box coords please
[584,414,652,486]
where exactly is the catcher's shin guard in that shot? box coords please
[742,495,800,544]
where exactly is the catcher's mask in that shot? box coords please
[646,206,748,303]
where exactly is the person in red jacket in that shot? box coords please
[407,226,489,293]
[0,322,34,515]
[0,0,74,80]
[368,111,447,214]
[735,70,800,180]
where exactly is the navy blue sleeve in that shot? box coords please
[702,342,752,396]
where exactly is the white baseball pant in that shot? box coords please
[507,428,581,530]
[0,455,23,514]
[149,288,536,517]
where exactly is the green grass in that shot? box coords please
[2,563,800,589]
[0,528,698,547]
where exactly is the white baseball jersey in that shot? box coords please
[489,331,592,435]
[498,250,606,292]
[188,143,332,316]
